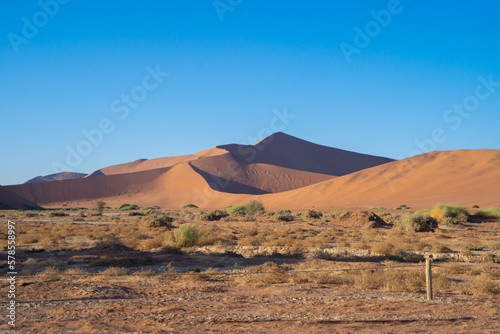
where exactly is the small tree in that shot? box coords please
[96,201,106,214]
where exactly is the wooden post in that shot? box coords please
[426,258,433,300]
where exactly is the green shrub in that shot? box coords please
[166,224,203,248]
[476,207,500,219]
[227,205,247,216]
[121,204,139,211]
[184,204,199,209]
[143,213,174,228]
[395,205,411,210]
[303,209,323,219]
[120,203,131,209]
[245,200,265,215]
[473,205,480,209]
[274,210,294,222]
[397,213,437,232]
[200,210,228,221]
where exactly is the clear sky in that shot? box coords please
[1,0,499,185]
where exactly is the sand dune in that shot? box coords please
[2,133,498,210]
[258,149,500,209]
[0,186,39,209]
[24,172,87,184]
[217,132,394,176]
[88,147,228,176]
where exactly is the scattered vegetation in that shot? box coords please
[395,205,411,210]
[184,204,198,209]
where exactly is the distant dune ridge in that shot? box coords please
[24,172,88,184]
[1,133,498,210]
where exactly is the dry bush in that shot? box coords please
[22,258,64,274]
[348,269,425,292]
[461,279,500,295]
[289,262,344,285]
[370,243,395,256]
[242,262,289,284]
[18,234,39,244]
[182,270,209,281]
[36,267,61,282]
[133,269,157,277]
[138,235,164,251]
[351,242,370,250]
[430,245,452,253]
[99,267,130,276]
[432,274,457,290]
[64,267,88,276]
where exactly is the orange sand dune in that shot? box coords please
[88,147,228,177]
[2,133,498,211]
[256,149,500,210]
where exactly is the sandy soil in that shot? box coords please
[1,273,499,333]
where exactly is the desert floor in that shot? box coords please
[1,207,499,333]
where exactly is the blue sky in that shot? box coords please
[1,0,499,185]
